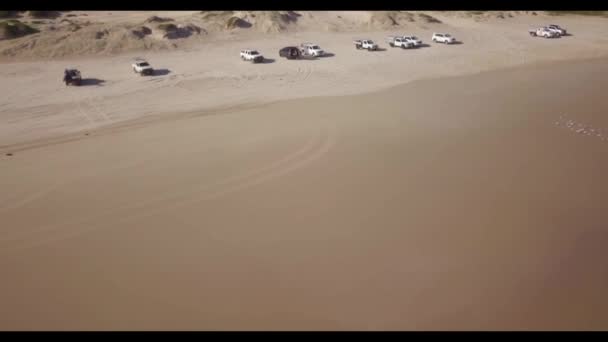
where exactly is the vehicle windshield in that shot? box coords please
[312,45,321,50]
[411,36,418,40]
[250,51,259,55]
[368,41,374,44]
[444,34,452,37]
[139,62,150,67]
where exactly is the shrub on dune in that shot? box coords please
[0,20,39,40]
[157,23,178,32]
[28,11,61,19]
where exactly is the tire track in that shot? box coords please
[75,97,96,128]
[0,127,336,252]
[86,97,111,123]
[0,95,115,213]
[0,149,170,214]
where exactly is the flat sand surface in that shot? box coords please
[1,57,608,330]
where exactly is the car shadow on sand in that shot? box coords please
[80,78,106,86]
[361,48,387,52]
[431,41,463,46]
[320,53,336,58]
[416,43,432,48]
[153,69,171,76]
[259,58,276,64]
[292,55,319,61]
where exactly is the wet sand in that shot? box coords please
[1,58,608,330]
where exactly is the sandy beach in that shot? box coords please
[1,11,608,330]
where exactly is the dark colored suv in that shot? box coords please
[279,46,301,60]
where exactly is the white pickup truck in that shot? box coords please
[240,49,265,63]
[386,36,414,49]
[300,43,324,57]
[132,58,154,76]
[354,39,379,51]
[432,33,456,44]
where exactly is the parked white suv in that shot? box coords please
[547,24,566,36]
[432,33,456,44]
[530,27,559,38]
[300,43,324,57]
[132,58,154,76]
[386,36,415,49]
[402,36,423,47]
[240,49,265,63]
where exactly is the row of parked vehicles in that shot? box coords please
[352,33,455,52]
[240,43,325,64]
[529,24,567,38]
[354,33,453,51]
[64,25,568,86]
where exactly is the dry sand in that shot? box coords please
[1,12,608,330]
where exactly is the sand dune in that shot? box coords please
[0,11,580,60]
